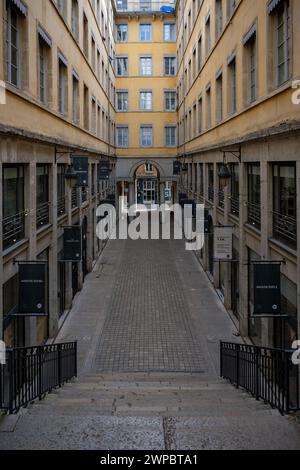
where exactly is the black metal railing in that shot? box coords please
[220,342,300,414]
[247,202,261,229]
[272,210,297,248]
[0,342,77,414]
[72,187,79,209]
[218,190,224,209]
[230,196,239,217]
[3,211,26,250]
[36,202,50,229]
[57,196,66,217]
[81,188,88,204]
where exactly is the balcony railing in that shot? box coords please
[36,202,50,229]
[208,187,214,203]
[72,188,79,209]
[3,211,26,250]
[218,190,224,209]
[81,188,88,204]
[57,196,66,217]
[230,196,239,217]
[247,202,261,229]
[115,1,176,14]
[272,211,297,248]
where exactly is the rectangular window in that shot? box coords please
[116,126,129,147]
[140,91,152,111]
[164,56,176,76]
[205,13,211,56]
[38,38,47,104]
[116,90,128,111]
[83,12,89,58]
[273,163,297,247]
[116,56,128,76]
[84,84,89,130]
[91,35,96,71]
[164,23,176,41]
[6,2,22,87]
[140,24,152,41]
[247,164,261,229]
[216,72,223,122]
[198,35,202,71]
[57,0,67,19]
[165,126,177,147]
[72,71,79,124]
[140,125,153,147]
[2,164,25,250]
[276,0,291,86]
[244,27,257,103]
[116,23,128,42]
[71,0,79,40]
[198,96,203,133]
[58,56,68,115]
[164,90,177,111]
[57,165,66,217]
[91,97,96,135]
[140,56,152,76]
[228,55,237,114]
[227,0,236,18]
[36,164,49,229]
[215,0,223,39]
[206,85,212,129]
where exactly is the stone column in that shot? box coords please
[202,163,209,271]
[65,173,73,310]
[48,163,58,339]
[238,161,249,337]
[260,160,273,347]
[25,161,37,346]
[223,183,232,310]
[213,162,219,287]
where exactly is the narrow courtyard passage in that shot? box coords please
[1,237,300,450]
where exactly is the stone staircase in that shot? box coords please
[1,372,299,450]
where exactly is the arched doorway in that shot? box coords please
[135,162,160,207]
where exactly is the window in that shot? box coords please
[116,56,128,76]
[6,1,24,87]
[230,163,239,216]
[216,71,223,123]
[71,0,79,40]
[215,0,223,39]
[140,24,152,41]
[205,13,211,56]
[145,163,153,173]
[57,0,67,19]
[140,56,152,76]
[164,90,177,111]
[247,164,261,229]
[244,26,257,103]
[228,54,237,114]
[206,85,211,129]
[38,28,52,105]
[276,0,291,85]
[164,56,176,76]
[57,165,66,217]
[72,71,79,124]
[164,23,176,41]
[197,35,202,71]
[140,126,153,147]
[165,126,177,147]
[91,97,96,135]
[198,95,203,133]
[227,0,236,18]
[83,12,89,58]
[36,164,49,229]
[140,91,152,111]
[84,84,89,130]
[116,24,128,42]
[91,35,96,71]
[2,165,25,250]
[116,126,129,147]
[116,90,128,111]
[58,54,68,115]
[273,163,297,247]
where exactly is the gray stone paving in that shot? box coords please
[94,239,206,373]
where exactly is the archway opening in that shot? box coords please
[135,162,160,207]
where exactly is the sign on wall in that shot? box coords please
[63,226,82,262]
[73,157,89,187]
[214,226,233,260]
[19,263,47,315]
[253,263,281,315]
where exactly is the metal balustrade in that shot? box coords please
[71,188,79,209]
[247,202,261,229]
[0,342,77,414]
[36,202,50,228]
[3,211,26,250]
[220,342,300,414]
[272,210,297,248]
[57,196,66,217]
[208,187,214,202]
[218,190,224,209]
[230,196,239,217]
[115,1,176,13]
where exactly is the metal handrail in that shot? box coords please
[230,196,239,217]
[247,201,261,228]
[272,210,297,246]
[3,211,26,249]
[36,202,50,228]
[115,1,176,14]
[220,341,300,414]
[57,196,66,217]
[0,342,77,414]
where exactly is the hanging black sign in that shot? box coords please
[98,161,110,181]
[73,157,89,187]
[19,263,47,315]
[173,161,181,175]
[253,263,281,315]
[63,226,82,262]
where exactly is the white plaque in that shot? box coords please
[214,226,233,260]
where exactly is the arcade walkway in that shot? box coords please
[1,237,300,450]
